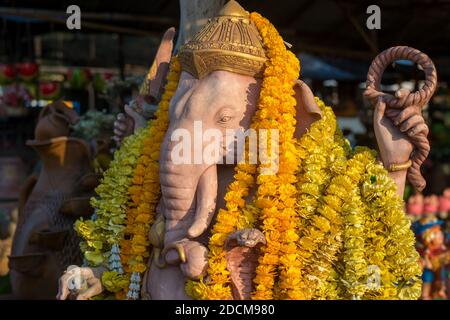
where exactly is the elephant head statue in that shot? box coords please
[59,1,430,301]
[74,1,322,300]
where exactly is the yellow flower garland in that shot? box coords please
[293,102,341,300]
[309,147,375,300]
[75,128,147,266]
[341,179,369,299]
[360,161,422,300]
[296,101,336,227]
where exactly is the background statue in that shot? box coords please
[9,101,99,299]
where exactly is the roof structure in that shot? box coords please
[1,0,449,78]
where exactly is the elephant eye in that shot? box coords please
[219,115,232,123]
[216,107,235,125]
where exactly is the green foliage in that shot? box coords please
[72,110,115,141]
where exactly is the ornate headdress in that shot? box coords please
[178,0,267,79]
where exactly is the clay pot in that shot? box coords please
[9,137,95,299]
[34,101,79,141]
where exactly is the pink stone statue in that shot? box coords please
[57,17,435,299]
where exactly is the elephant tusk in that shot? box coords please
[161,242,187,264]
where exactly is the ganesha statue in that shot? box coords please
[58,1,437,300]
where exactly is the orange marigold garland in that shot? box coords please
[186,12,301,299]
[185,160,257,300]
[117,57,180,299]
[248,12,301,300]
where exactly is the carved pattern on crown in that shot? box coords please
[178,14,267,79]
[179,51,265,79]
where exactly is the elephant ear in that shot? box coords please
[293,80,322,138]
[145,27,176,102]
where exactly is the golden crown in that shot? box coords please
[178,0,267,79]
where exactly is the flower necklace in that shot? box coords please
[75,128,146,268]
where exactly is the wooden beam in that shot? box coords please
[293,41,373,60]
[347,12,379,53]
[320,3,358,43]
[278,27,373,60]
[0,7,161,36]
[152,0,173,14]
[286,0,315,27]
[334,1,379,54]
[0,7,176,26]
[81,12,176,25]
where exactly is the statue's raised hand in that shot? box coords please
[57,265,105,300]
[373,89,428,167]
[366,46,436,191]
[113,27,175,146]
[112,105,147,145]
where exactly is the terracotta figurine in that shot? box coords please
[9,101,99,299]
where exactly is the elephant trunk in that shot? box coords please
[158,140,217,279]
[159,139,218,245]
